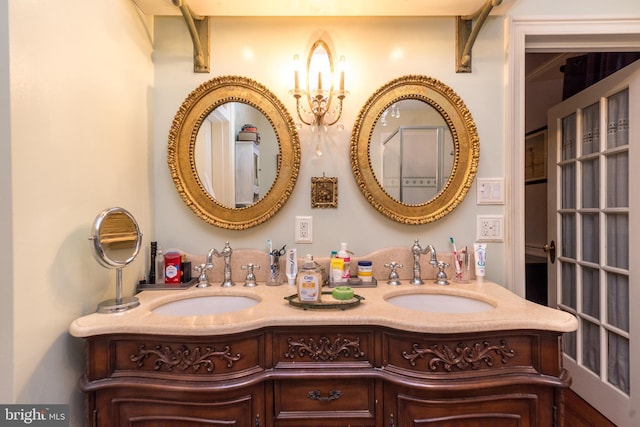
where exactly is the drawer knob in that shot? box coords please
[307,389,343,401]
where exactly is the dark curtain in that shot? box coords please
[562,52,640,100]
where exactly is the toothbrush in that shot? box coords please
[450,236,462,277]
[267,239,273,273]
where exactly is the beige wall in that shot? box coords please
[1,0,639,426]
[0,0,13,405]
[3,0,154,424]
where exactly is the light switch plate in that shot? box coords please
[477,178,505,205]
[294,216,313,243]
[476,215,504,242]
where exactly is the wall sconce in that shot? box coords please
[291,40,347,133]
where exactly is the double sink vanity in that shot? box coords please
[73,55,580,425]
[70,252,577,427]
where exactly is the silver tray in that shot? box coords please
[284,291,364,310]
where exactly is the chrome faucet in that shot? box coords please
[210,241,235,287]
[410,239,439,285]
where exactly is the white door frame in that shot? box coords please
[506,17,640,297]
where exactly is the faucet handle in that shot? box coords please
[241,263,260,287]
[434,261,450,286]
[194,263,212,288]
[384,262,403,286]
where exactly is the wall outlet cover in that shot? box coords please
[476,215,504,242]
[294,216,313,243]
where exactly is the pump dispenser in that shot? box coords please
[297,254,322,302]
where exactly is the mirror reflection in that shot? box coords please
[370,100,454,204]
[195,102,279,208]
[93,208,141,268]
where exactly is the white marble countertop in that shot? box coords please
[69,279,578,338]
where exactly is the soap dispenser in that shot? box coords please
[297,254,322,302]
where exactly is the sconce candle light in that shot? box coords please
[291,40,347,133]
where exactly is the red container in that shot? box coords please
[164,252,182,284]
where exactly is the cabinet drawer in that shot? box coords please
[273,327,374,367]
[89,331,265,381]
[274,378,376,425]
[382,330,536,377]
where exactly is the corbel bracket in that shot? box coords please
[172,0,210,73]
[455,0,502,73]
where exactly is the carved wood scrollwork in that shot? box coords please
[402,340,516,372]
[284,336,365,361]
[129,344,241,372]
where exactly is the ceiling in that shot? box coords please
[132,0,503,17]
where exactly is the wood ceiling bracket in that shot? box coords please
[173,0,210,73]
[456,0,502,73]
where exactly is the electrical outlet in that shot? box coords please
[295,216,313,243]
[476,215,504,242]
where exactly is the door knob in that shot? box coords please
[543,240,556,264]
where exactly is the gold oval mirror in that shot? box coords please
[350,75,479,224]
[168,76,300,229]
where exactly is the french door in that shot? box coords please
[547,61,640,427]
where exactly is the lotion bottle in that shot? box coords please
[337,242,351,282]
[297,254,322,302]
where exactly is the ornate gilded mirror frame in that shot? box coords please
[350,75,479,224]
[168,76,300,229]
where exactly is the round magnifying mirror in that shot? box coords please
[90,207,142,313]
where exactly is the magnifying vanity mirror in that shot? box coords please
[350,75,479,224]
[89,207,142,313]
[168,76,300,229]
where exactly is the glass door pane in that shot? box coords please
[557,88,631,399]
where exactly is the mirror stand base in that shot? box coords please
[97,296,140,314]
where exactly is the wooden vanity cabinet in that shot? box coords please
[80,327,569,426]
[81,331,267,426]
[381,329,567,427]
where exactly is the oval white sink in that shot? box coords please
[386,293,494,314]
[152,295,259,316]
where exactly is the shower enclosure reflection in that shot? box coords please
[370,99,454,204]
[381,126,453,204]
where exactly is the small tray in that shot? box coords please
[329,277,377,288]
[137,278,198,291]
[285,291,364,310]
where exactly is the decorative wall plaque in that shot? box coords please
[311,174,338,208]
